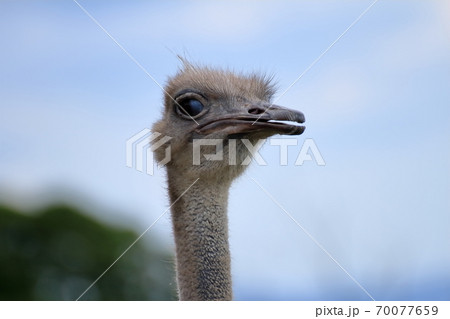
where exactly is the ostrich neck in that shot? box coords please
[168,172,232,300]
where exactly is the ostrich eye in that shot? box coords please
[177,98,204,117]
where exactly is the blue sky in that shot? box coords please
[1,1,449,300]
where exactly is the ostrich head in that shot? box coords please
[152,62,305,182]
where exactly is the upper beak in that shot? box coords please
[194,104,306,136]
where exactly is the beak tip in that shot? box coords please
[299,113,305,123]
[297,125,306,135]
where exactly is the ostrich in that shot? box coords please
[152,62,305,300]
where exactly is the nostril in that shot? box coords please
[248,107,265,115]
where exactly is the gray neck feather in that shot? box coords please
[168,174,232,300]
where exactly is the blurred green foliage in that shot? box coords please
[0,203,177,300]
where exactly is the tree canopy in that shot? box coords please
[0,203,176,300]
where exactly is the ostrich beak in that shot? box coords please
[195,104,306,136]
